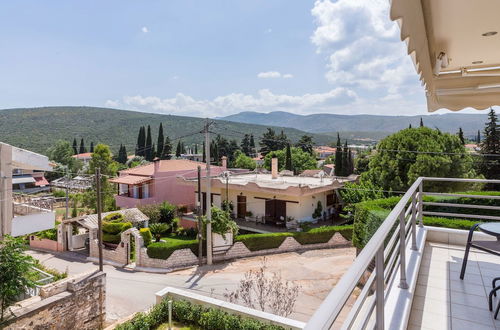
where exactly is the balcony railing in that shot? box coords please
[305,177,500,330]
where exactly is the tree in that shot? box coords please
[362,127,476,191]
[335,133,343,176]
[277,130,288,150]
[90,142,94,153]
[46,140,82,178]
[161,136,172,160]
[249,134,256,157]
[79,138,86,154]
[479,108,500,181]
[355,149,371,174]
[85,144,117,212]
[72,138,78,154]
[420,117,424,127]
[264,147,316,174]
[157,123,164,160]
[0,235,36,321]
[458,127,465,145]
[285,143,293,171]
[409,124,412,129]
[477,130,481,143]
[136,126,146,157]
[259,128,278,156]
[117,144,127,164]
[241,134,252,156]
[145,125,153,161]
[296,135,314,155]
[233,150,257,170]
[341,141,350,176]
[175,140,182,158]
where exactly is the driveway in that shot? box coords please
[28,247,355,323]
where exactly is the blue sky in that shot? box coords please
[0,1,458,117]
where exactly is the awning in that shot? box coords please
[34,176,49,186]
[12,176,36,185]
[390,0,500,111]
[109,175,152,185]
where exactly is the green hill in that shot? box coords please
[0,106,335,155]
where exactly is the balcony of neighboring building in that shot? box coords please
[110,176,155,208]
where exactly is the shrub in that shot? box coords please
[208,207,238,237]
[149,223,169,242]
[36,228,58,241]
[159,202,176,224]
[423,217,479,230]
[140,228,152,247]
[52,190,66,198]
[115,297,285,330]
[102,233,121,244]
[146,239,199,259]
[102,221,132,235]
[138,204,161,223]
[294,225,352,244]
[235,233,293,251]
[103,212,125,223]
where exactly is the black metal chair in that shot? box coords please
[460,223,500,280]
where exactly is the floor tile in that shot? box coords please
[450,279,487,296]
[409,308,451,330]
[451,317,495,330]
[451,303,495,327]
[450,289,489,309]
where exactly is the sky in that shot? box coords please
[0,0,478,117]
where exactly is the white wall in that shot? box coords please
[72,233,89,250]
[11,212,55,236]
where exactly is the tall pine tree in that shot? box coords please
[79,138,86,154]
[136,126,146,157]
[161,136,172,160]
[285,143,293,172]
[334,133,343,176]
[458,127,465,145]
[241,134,251,156]
[176,140,182,158]
[157,123,164,160]
[480,108,500,181]
[341,141,349,176]
[249,134,256,157]
[477,130,481,143]
[90,142,94,153]
[145,125,153,161]
[420,118,424,127]
[72,138,78,154]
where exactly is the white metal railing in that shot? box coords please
[305,177,500,330]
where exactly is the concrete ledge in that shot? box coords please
[425,225,496,245]
[156,286,306,330]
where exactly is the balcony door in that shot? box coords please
[237,195,247,218]
[265,199,286,224]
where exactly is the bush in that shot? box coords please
[102,221,132,235]
[423,217,479,230]
[140,228,152,247]
[52,190,66,198]
[138,204,161,223]
[116,297,285,330]
[149,223,170,242]
[235,233,293,251]
[146,239,199,259]
[103,212,125,223]
[36,228,58,241]
[159,202,176,224]
[102,232,121,244]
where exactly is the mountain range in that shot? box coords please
[219,111,488,136]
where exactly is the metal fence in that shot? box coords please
[305,177,500,330]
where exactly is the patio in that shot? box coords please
[410,241,500,330]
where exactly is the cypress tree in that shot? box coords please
[122,145,128,163]
[181,141,186,154]
[157,123,164,159]
[477,130,481,143]
[145,125,153,161]
[334,133,343,176]
[194,144,198,154]
[348,148,354,174]
[176,140,182,158]
[90,142,94,153]
[79,138,86,154]
[249,134,256,157]
[285,143,293,172]
[161,136,172,160]
[341,140,349,176]
[409,124,412,129]
[136,126,146,157]
[72,138,78,154]
[420,118,424,127]
[458,127,465,145]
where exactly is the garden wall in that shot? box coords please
[29,235,63,252]
[89,227,140,266]
[3,270,106,330]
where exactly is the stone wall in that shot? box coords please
[138,232,351,271]
[89,227,140,266]
[4,270,106,330]
[29,235,63,252]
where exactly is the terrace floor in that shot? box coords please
[409,241,500,330]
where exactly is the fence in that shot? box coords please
[305,177,500,330]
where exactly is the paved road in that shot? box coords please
[28,247,355,323]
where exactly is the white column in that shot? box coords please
[0,143,13,237]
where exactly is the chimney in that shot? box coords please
[153,157,160,176]
[271,157,278,179]
[221,156,227,169]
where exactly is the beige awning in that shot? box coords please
[109,175,151,185]
[390,0,500,111]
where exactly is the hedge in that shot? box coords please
[102,221,132,235]
[115,297,284,330]
[147,239,199,259]
[103,212,125,222]
[235,226,353,252]
[103,233,121,244]
[352,191,499,249]
[140,228,152,247]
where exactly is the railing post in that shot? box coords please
[399,211,409,289]
[375,246,385,330]
[411,192,417,251]
[418,181,424,227]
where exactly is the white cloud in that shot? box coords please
[141,26,149,33]
[257,71,281,79]
[310,0,424,107]
[104,99,119,108]
[257,71,293,79]
[106,88,360,117]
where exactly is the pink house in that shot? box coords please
[109,159,226,210]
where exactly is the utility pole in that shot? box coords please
[204,119,213,265]
[197,165,203,265]
[65,167,69,219]
[95,168,103,271]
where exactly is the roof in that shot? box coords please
[314,146,336,153]
[69,208,149,229]
[72,152,93,159]
[34,176,49,186]
[109,175,152,185]
[390,0,500,111]
[120,159,212,176]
